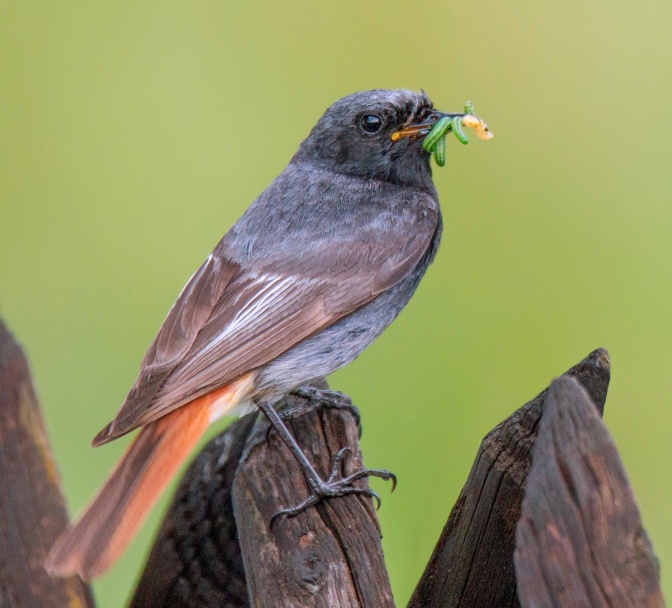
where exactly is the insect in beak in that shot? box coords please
[392,101,493,167]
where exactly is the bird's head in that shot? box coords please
[295,89,462,190]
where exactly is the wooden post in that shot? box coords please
[407,349,611,608]
[515,376,666,608]
[233,393,394,608]
[0,320,94,607]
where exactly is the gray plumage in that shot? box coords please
[94,88,443,445]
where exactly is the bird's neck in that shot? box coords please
[290,155,437,196]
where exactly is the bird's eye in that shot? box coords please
[360,114,383,134]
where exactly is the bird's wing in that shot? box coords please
[94,207,439,445]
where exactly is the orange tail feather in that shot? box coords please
[45,379,251,580]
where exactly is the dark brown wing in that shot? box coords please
[129,272,335,427]
[94,210,438,445]
[93,252,238,444]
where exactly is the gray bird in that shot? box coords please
[46,89,468,580]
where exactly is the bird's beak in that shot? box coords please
[391,111,464,142]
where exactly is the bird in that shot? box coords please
[46,88,469,581]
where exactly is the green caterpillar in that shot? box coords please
[423,101,492,167]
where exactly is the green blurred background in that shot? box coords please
[1,1,670,605]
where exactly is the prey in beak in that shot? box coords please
[392,101,493,167]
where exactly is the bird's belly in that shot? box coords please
[254,263,428,400]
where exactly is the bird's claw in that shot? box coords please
[327,447,352,483]
[269,451,395,528]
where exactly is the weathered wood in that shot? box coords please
[132,390,393,608]
[0,320,95,607]
[407,348,611,608]
[233,392,394,608]
[515,376,665,608]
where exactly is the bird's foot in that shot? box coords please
[266,388,362,442]
[289,386,361,426]
[270,447,395,527]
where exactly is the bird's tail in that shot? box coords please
[45,379,252,580]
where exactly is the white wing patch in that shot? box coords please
[206,274,314,353]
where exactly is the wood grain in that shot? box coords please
[515,376,665,608]
[233,392,394,608]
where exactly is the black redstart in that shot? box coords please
[46,89,487,579]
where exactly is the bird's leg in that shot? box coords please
[255,399,395,527]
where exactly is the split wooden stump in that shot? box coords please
[514,376,665,608]
[0,316,665,607]
[407,350,612,608]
